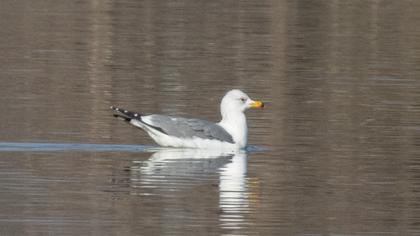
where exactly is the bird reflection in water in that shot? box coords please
[129,148,254,231]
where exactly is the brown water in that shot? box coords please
[1,0,420,235]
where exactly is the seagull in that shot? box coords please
[110,89,264,149]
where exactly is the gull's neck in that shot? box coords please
[218,111,248,148]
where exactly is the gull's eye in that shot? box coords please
[240,98,246,103]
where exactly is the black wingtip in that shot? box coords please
[110,106,143,122]
[110,106,120,112]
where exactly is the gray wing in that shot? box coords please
[148,115,234,144]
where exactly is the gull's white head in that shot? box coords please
[220,89,264,117]
[218,89,264,148]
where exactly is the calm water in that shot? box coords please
[1,0,420,235]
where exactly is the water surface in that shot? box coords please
[1,0,420,235]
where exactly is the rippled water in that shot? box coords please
[1,0,420,235]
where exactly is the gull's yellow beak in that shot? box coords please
[250,100,264,109]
